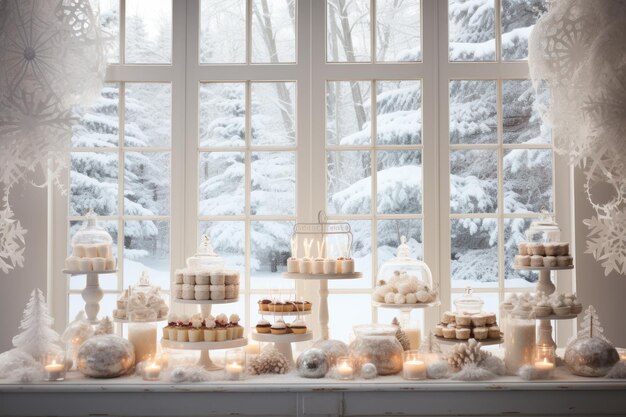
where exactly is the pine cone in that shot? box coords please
[248,347,289,375]
[391,318,411,351]
[447,338,490,371]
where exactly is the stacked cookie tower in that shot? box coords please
[514,241,573,268]
[173,269,240,301]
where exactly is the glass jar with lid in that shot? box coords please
[186,234,225,271]
[526,212,561,243]
[374,236,436,305]
[454,287,484,314]
[70,209,113,260]
[349,324,404,375]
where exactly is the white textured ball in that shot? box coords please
[360,363,377,379]
[384,293,396,304]
[397,280,418,295]
[416,290,431,303]
[393,293,406,304]
[405,293,418,304]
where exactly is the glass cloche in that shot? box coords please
[186,234,225,271]
[126,271,168,321]
[374,236,436,305]
[526,212,560,243]
[71,209,113,247]
[454,287,484,314]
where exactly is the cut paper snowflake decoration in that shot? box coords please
[0,0,106,274]
[529,0,626,276]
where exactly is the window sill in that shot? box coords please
[2,370,625,417]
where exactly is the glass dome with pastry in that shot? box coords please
[372,236,437,305]
[65,208,116,272]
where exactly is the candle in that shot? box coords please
[244,342,260,355]
[534,344,555,379]
[44,360,65,381]
[143,363,161,381]
[128,323,157,363]
[618,349,626,362]
[405,327,422,350]
[533,357,555,378]
[225,362,244,380]
[336,358,354,380]
[403,359,426,380]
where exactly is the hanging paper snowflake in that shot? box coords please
[0,205,27,274]
[584,210,626,276]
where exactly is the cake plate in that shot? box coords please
[112,317,166,324]
[513,264,577,348]
[257,309,312,316]
[284,273,362,340]
[435,335,504,346]
[62,269,117,323]
[250,331,313,363]
[168,298,243,370]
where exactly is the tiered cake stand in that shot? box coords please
[251,309,313,363]
[513,265,576,347]
[283,272,361,340]
[162,298,247,370]
[62,269,117,323]
[372,300,441,328]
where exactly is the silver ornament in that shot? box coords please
[77,335,135,378]
[564,337,619,377]
[297,348,329,378]
[360,363,377,379]
[312,339,349,367]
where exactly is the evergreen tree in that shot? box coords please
[578,305,610,343]
[12,289,62,361]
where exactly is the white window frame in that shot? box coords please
[51,0,573,343]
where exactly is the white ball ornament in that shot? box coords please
[360,363,377,379]
[384,293,396,304]
[393,293,406,304]
[405,293,418,304]
[416,290,430,303]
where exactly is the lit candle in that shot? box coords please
[618,349,626,362]
[143,362,161,381]
[533,357,554,378]
[534,344,555,379]
[336,359,354,380]
[403,359,426,380]
[225,361,244,380]
[44,360,65,381]
[244,342,260,355]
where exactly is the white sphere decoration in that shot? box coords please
[77,335,135,378]
[393,293,406,304]
[384,293,396,304]
[416,290,431,303]
[405,293,418,304]
[360,363,377,379]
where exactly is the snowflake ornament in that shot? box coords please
[584,211,626,276]
[0,204,27,274]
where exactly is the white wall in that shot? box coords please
[1,167,625,351]
[0,183,48,352]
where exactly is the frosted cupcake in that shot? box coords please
[188,315,204,342]
[182,284,195,300]
[210,285,226,300]
[455,328,471,340]
[225,284,237,299]
[556,242,570,256]
[442,326,456,339]
[230,314,244,338]
[515,255,531,267]
[203,318,217,342]
[196,271,210,285]
[435,324,444,337]
[177,315,191,342]
[195,284,210,300]
[557,255,573,267]
[256,319,271,334]
[473,327,488,340]
[271,321,287,335]
[544,243,558,256]
[174,283,183,299]
[528,243,546,256]
[517,242,529,256]
[164,314,178,340]
[174,269,184,284]
[471,314,487,327]
[530,255,544,267]
[543,256,557,267]
[456,314,472,326]
[488,326,501,339]
[215,313,229,341]
[210,272,225,285]
[225,270,240,285]
[183,273,196,285]
[291,319,307,334]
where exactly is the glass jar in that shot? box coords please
[127,271,167,321]
[504,305,536,374]
[454,287,484,314]
[71,208,113,259]
[186,234,225,271]
[349,324,404,375]
[526,212,561,243]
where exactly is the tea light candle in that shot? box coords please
[225,362,243,380]
[224,350,246,380]
[244,341,260,355]
[402,350,426,380]
[336,357,354,380]
[533,357,554,378]
[44,360,65,381]
[618,349,626,362]
[534,344,555,379]
[143,362,161,381]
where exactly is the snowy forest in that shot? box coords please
[70,0,549,289]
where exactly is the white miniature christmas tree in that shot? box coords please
[577,305,611,343]
[95,316,114,335]
[420,331,442,354]
[12,289,62,361]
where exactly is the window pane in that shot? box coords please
[376,0,421,62]
[450,150,497,214]
[251,82,296,146]
[330,220,372,289]
[451,218,498,288]
[250,221,295,290]
[70,152,118,216]
[125,83,171,147]
[449,80,497,144]
[377,219,423,265]
[199,152,245,216]
[377,150,422,214]
[501,0,547,60]
[327,0,371,62]
[504,218,537,289]
[250,152,296,215]
[252,0,296,63]
[326,81,371,146]
[124,152,170,216]
[503,149,553,213]
[124,220,170,289]
[200,0,246,64]
[327,151,372,215]
[328,294,372,342]
[376,80,422,145]
[199,83,246,147]
[98,0,120,63]
[503,79,550,145]
[72,83,119,148]
[448,0,496,61]
[199,221,245,287]
[125,0,172,64]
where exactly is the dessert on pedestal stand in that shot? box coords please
[163,235,246,370]
[251,307,312,363]
[282,211,362,340]
[62,209,118,323]
[372,236,440,347]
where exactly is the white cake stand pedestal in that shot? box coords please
[62,269,117,323]
[283,272,361,340]
[250,331,313,363]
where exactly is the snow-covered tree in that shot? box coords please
[12,289,62,361]
[577,305,610,343]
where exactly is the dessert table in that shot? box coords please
[1,368,625,417]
